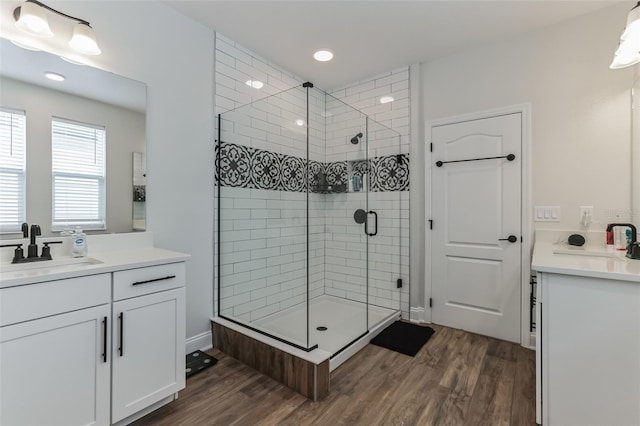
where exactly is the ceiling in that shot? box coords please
[164,0,628,90]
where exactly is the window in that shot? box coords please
[52,118,106,230]
[0,108,26,233]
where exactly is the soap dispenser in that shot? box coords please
[71,227,87,258]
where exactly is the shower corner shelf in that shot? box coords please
[347,159,369,193]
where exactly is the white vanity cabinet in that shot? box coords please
[0,247,189,426]
[110,263,186,424]
[0,274,112,426]
[536,271,640,426]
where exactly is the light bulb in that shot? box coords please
[69,23,101,55]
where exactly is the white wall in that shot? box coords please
[45,1,215,342]
[414,4,635,311]
[423,3,634,229]
[1,76,145,236]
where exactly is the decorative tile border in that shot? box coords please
[215,142,409,193]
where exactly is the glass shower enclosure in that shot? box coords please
[216,82,408,356]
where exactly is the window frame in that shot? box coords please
[51,117,106,231]
[0,107,27,234]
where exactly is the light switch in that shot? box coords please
[535,206,561,222]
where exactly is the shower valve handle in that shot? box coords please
[354,209,367,224]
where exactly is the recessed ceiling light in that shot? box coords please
[295,119,305,127]
[379,96,394,104]
[313,49,334,62]
[45,72,65,82]
[245,80,264,89]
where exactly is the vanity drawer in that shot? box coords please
[0,274,111,327]
[113,262,185,301]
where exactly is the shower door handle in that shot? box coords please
[365,211,378,237]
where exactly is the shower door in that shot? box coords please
[321,93,370,353]
[366,119,407,321]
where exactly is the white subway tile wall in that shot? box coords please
[328,71,411,316]
[214,32,411,333]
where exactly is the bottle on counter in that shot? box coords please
[71,226,88,258]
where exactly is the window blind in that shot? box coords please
[0,108,26,233]
[52,117,106,230]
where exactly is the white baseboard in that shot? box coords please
[409,307,426,323]
[526,332,536,350]
[185,331,212,354]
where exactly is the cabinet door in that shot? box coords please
[0,305,110,426]
[111,288,185,423]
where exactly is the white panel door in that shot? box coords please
[111,288,185,423]
[431,113,521,342]
[0,305,110,426]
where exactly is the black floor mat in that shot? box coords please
[370,321,435,356]
[186,350,217,378]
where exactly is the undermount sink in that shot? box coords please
[0,257,103,274]
[552,245,624,259]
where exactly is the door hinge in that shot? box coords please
[397,278,403,289]
[430,143,433,152]
[428,219,433,230]
[429,298,433,308]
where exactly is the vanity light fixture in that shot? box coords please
[13,0,101,55]
[245,80,264,89]
[379,96,394,104]
[45,71,65,81]
[14,0,53,38]
[610,1,640,69]
[313,49,334,62]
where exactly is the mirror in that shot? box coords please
[0,38,146,237]
[633,69,640,230]
[132,152,146,230]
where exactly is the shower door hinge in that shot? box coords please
[430,143,433,152]
[428,219,433,230]
[429,298,433,308]
[397,278,403,289]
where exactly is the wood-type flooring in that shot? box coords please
[133,324,536,426]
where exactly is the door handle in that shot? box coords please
[118,312,124,357]
[102,316,107,363]
[365,211,378,236]
[499,235,518,243]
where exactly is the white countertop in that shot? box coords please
[0,232,190,288]
[532,230,640,283]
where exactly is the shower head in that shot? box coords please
[350,132,363,144]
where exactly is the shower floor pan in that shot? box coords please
[211,295,399,400]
